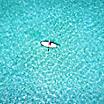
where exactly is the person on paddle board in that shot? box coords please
[40,40,60,51]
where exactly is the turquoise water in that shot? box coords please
[0,0,104,103]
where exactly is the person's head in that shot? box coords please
[48,41,51,45]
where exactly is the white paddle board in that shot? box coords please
[40,41,57,48]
